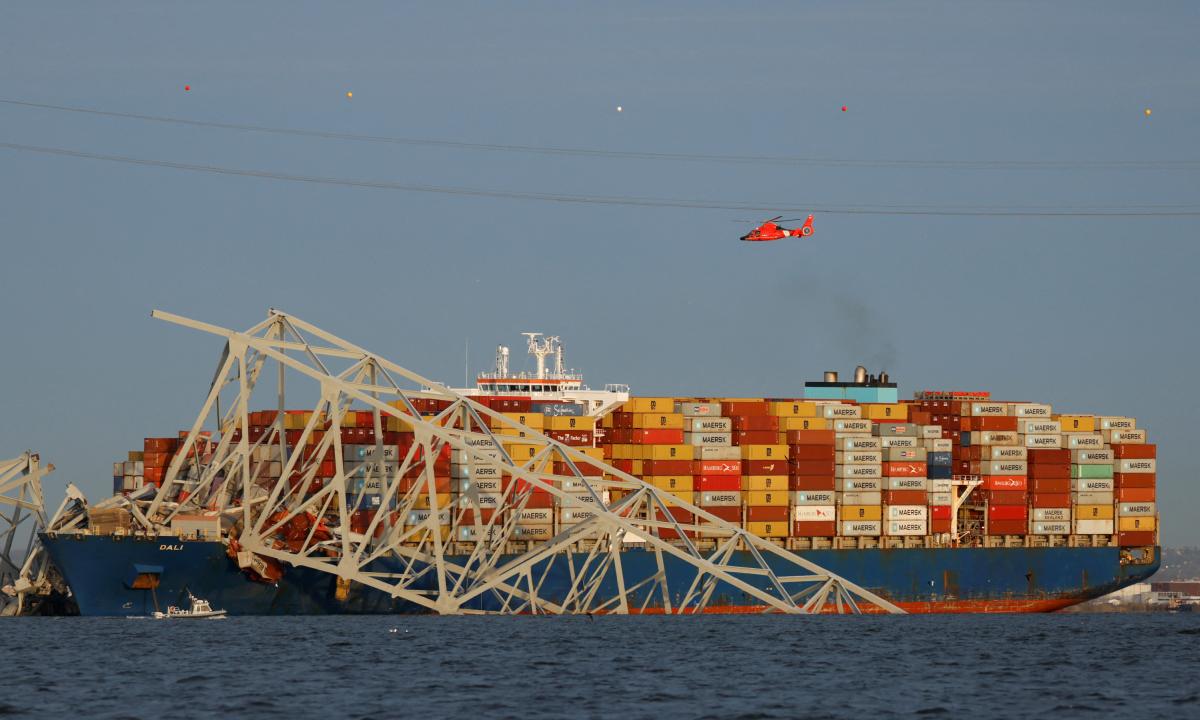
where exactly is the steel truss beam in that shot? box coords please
[0,452,66,614]
[105,309,903,615]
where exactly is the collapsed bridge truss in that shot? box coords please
[77,309,903,615]
[0,452,72,614]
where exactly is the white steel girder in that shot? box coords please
[122,309,903,615]
[0,452,66,614]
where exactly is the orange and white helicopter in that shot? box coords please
[740,214,814,242]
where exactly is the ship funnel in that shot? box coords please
[824,370,838,382]
[880,371,889,384]
[854,365,868,384]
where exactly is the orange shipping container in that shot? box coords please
[882,461,927,477]
[1114,473,1156,488]
[746,505,789,522]
[792,520,837,537]
[1113,444,1157,459]
[786,429,836,445]
[790,445,835,461]
[790,475,836,491]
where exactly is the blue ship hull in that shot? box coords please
[40,534,1159,615]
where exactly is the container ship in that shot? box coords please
[40,312,1160,615]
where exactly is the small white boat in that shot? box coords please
[152,592,227,619]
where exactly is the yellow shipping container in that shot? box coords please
[747,490,788,506]
[660,490,696,506]
[503,443,547,461]
[575,447,604,461]
[624,398,676,413]
[746,521,788,538]
[779,417,830,431]
[545,415,596,431]
[647,476,692,493]
[1057,415,1096,432]
[744,475,788,491]
[502,413,544,429]
[740,444,788,460]
[631,459,643,475]
[862,404,909,421]
[495,425,539,439]
[384,415,423,432]
[1119,516,1156,531]
[1075,504,1114,520]
[633,413,684,429]
[413,493,454,509]
[645,445,694,461]
[128,450,144,462]
[769,401,817,417]
[406,526,453,542]
[610,444,634,460]
[841,505,883,521]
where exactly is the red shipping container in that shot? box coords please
[786,430,836,445]
[633,429,685,444]
[610,459,635,474]
[883,461,927,477]
[981,476,1027,491]
[971,416,1018,431]
[789,475,836,491]
[721,401,770,416]
[1028,463,1070,479]
[1114,473,1156,488]
[553,460,604,477]
[1029,477,1069,494]
[930,505,952,520]
[399,476,453,493]
[789,444,834,461]
[144,437,178,453]
[790,460,835,476]
[734,430,777,445]
[144,467,165,483]
[695,475,743,492]
[985,519,1027,535]
[546,430,594,446]
[693,460,741,476]
[883,490,927,505]
[1113,444,1156,459]
[930,518,952,533]
[733,415,779,431]
[746,505,789,522]
[655,507,697,539]
[955,460,971,475]
[642,460,692,475]
[1027,449,1071,464]
[987,504,1028,520]
[986,491,1028,506]
[699,506,743,524]
[1118,531,1156,546]
[1030,492,1070,508]
[1117,487,1156,503]
[745,459,788,475]
[457,508,498,525]
[792,521,837,537]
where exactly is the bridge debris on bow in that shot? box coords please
[78,309,903,615]
[0,452,73,614]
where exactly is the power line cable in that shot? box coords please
[2,98,1196,171]
[3,140,1198,217]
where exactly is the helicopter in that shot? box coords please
[740,214,814,242]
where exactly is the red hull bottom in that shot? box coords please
[629,598,1082,615]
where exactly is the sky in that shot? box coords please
[1,2,1198,544]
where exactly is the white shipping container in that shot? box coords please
[1063,433,1105,449]
[793,505,836,522]
[970,403,1009,416]
[875,423,918,437]
[792,491,837,505]
[982,460,1027,475]
[880,436,921,448]
[1030,522,1071,535]
[972,431,1019,446]
[837,477,882,492]
[928,492,953,506]
[1017,420,1061,434]
[1073,449,1114,464]
[1024,433,1063,449]
[461,435,499,451]
[460,477,503,494]
[1011,403,1053,418]
[884,447,927,461]
[833,419,873,434]
[1116,458,1156,474]
[1118,502,1156,517]
[695,446,741,460]
[559,508,599,523]
[344,444,399,461]
[560,491,603,506]
[929,479,953,493]
[886,520,927,536]
[459,492,505,509]
[920,426,943,439]
[1105,429,1148,444]
[1096,416,1136,430]
[836,464,882,479]
[924,439,953,452]
[885,478,928,491]
[1074,519,1115,534]
[885,505,928,521]
[458,526,502,542]
[822,404,862,419]
[982,446,1028,460]
[840,491,882,505]
[698,491,742,507]
[684,432,732,447]
[1032,507,1071,522]
[1072,478,1115,492]
[684,417,732,432]
[837,450,883,465]
[1072,491,1115,505]
[678,402,721,417]
[837,436,882,451]
[513,525,554,540]
[406,509,452,526]
[840,520,882,536]
[515,508,554,524]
